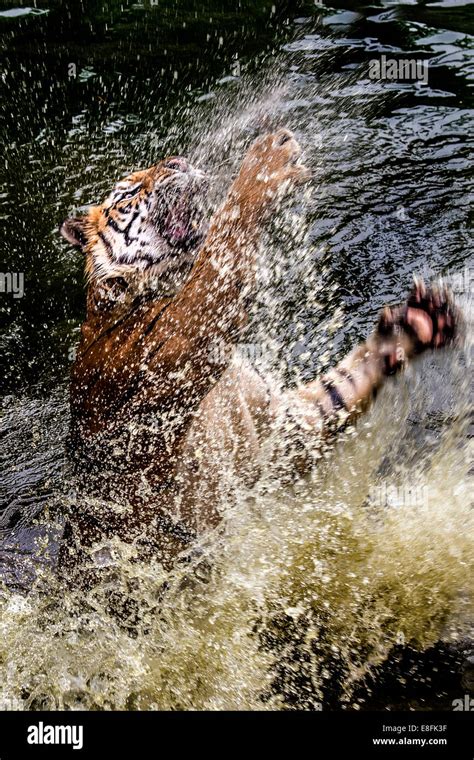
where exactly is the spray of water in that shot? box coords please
[0,56,472,711]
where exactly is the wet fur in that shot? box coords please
[59,131,459,581]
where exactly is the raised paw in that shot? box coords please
[231,129,311,212]
[376,279,461,373]
[402,279,459,351]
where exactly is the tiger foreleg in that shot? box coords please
[270,281,460,469]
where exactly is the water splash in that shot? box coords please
[0,11,472,711]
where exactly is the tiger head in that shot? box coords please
[60,156,209,300]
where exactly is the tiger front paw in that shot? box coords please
[376,279,461,374]
[231,129,311,212]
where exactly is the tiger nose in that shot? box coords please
[164,157,190,172]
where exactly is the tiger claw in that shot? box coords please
[411,275,427,301]
[377,305,395,333]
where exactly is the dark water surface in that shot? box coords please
[0,0,472,710]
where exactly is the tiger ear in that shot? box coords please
[60,216,88,249]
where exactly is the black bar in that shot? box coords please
[0,710,472,758]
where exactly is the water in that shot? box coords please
[0,0,473,710]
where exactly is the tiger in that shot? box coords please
[59,129,459,583]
